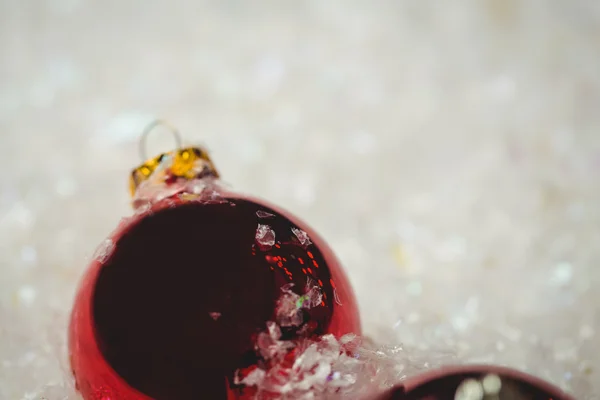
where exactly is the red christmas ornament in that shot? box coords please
[372,365,575,400]
[68,121,361,400]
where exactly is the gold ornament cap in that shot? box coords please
[129,120,220,198]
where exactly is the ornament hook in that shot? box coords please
[139,119,183,162]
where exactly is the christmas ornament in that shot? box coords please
[68,121,361,400]
[374,365,575,400]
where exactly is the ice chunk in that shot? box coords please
[276,282,323,328]
[304,283,323,308]
[276,285,304,327]
[256,323,293,360]
[233,281,457,399]
[256,210,275,218]
[294,278,323,309]
[235,328,457,398]
[256,332,277,359]
[93,239,114,263]
[292,227,312,247]
[237,367,266,386]
[256,224,276,247]
[281,283,295,292]
[267,321,282,340]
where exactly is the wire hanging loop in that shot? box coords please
[139,119,183,162]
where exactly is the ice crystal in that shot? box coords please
[291,227,312,247]
[256,210,275,218]
[235,286,456,399]
[92,239,114,263]
[255,224,276,248]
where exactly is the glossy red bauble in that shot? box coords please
[373,365,575,400]
[69,192,361,400]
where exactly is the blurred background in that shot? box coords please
[1,0,599,398]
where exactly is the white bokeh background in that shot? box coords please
[1,1,599,399]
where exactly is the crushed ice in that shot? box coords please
[302,278,323,308]
[275,281,322,328]
[92,239,114,263]
[292,227,312,247]
[256,224,276,248]
[236,330,455,399]
[275,283,306,328]
[256,210,275,218]
[235,284,456,399]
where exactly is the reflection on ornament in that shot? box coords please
[68,121,361,400]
